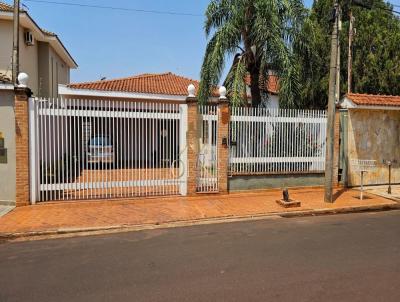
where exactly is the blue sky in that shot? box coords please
[11,0,400,83]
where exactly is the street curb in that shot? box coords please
[1,203,400,242]
[279,203,400,218]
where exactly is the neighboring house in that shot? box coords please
[245,74,280,108]
[340,93,400,187]
[0,1,77,97]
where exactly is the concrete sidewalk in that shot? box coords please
[0,188,399,241]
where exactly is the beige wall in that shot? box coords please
[0,20,39,93]
[0,20,15,79]
[0,88,16,203]
[19,26,39,94]
[0,19,71,97]
[347,109,400,186]
[37,43,70,98]
[48,46,70,98]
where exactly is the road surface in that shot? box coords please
[1,211,399,302]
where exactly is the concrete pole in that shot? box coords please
[336,7,341,104]
[12,0,20,85]
[347,11,354,94]
[324,2,339,203]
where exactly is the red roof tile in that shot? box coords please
[0,2,15,12]
[68,72,218,96]
[0,1,28,13]
[0,73,11,84]
[245,74,279,94]
[346,93,400,107]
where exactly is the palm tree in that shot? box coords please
[199,0,308,107]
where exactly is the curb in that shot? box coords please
[1,203,400,242]
[279,203,400,218]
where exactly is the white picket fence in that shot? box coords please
[29,98,188,202]
[229,107,327,175]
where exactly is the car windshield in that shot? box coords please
[89,136,111,146]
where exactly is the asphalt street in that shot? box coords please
[0,210,399,302]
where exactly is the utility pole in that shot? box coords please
[12,0,20,85]
[324,0,340,203]
[347,11,355,93]
[336,6,341,104]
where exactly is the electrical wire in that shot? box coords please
[22,0,203,17]
[387,2,400,8]
[377,4,400,14]
[21,0,400,16]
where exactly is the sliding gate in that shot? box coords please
[29,98,188,202]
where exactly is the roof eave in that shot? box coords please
[0,83,14,90]
[58,85,189,101]
[341,97,400,110]
[340,97,357,109]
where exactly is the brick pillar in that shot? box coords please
[216,98,229,194]
[186,97,199,195]
[333,109,340,187]
[14,87,32,206]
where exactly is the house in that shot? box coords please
[0,1,77,97]
[58,72,280,175]
[59,72,219,171]
[60,72,279,107]
[340,93,400,187]
[245,74,279,108]
[59,70,280,178]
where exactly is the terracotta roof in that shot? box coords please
[245,74,279,94]
[0,1,27,12]
[0,2,14,12]
[42,29,56,36]
[68,72,218,96]
[0,73,11,84]
[346,93,400,107]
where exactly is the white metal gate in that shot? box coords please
[29,98,188,202]
[197,105,219,192]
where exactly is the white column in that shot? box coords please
[179,103,188,196]
[28,97,37,204]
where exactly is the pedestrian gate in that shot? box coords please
[197,105,219,192]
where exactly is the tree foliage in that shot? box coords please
[296,0,400,109]
[199,0,308,107]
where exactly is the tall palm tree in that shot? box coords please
[199,0,308,107]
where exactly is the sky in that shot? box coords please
[9,0,400,83]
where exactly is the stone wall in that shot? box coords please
[347,109,400,186]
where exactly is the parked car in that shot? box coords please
[87,136,114,165]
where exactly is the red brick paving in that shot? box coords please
[0,188,397,235]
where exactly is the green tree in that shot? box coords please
[297,0,400,109]
[198,0,308,107]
